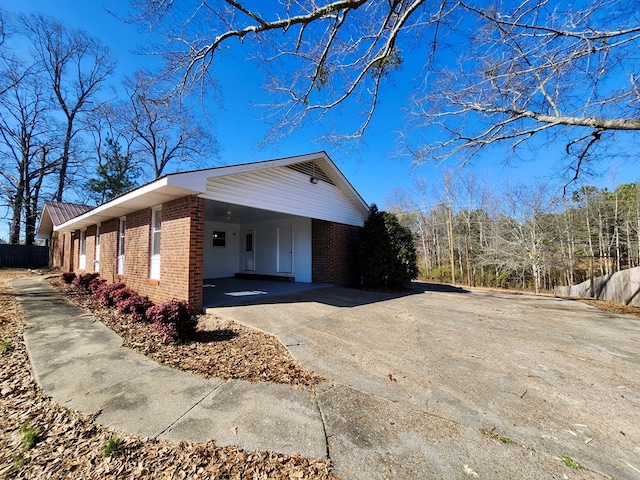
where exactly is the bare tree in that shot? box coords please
[0,65,58,244]
[20,14,115,201]
[121,71,217,179]
[411,0,640,183]
[128,0,639,178]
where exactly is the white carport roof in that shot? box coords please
[54,151,369,233]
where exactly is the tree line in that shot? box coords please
[386,174,640,293]
[0,10,216,245]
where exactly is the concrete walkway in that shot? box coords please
[12,277,327,459]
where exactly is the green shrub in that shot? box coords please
[102,436,122,457]
[147,299,197,343]
[19,423,39,450]
[358,205,418,290]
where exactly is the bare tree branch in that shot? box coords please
[128,0,640,179]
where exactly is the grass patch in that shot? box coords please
[102,435,122,457]
[561,454,581,469]
[1,340,14,353]
[12,453,26,472]
[20,423,39,450]
[480,428,513,444]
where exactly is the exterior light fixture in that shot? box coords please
[310,176,319,184]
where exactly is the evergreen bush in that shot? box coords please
[111,286,135,304]
[358,204,418,290]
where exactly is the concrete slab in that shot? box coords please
[86,366,222,438]
[160,380,327,458]
[319,384,607,480]
[12,277,329,459]
[212,284,640,480]
[28,347,159,406]
[203,277,330,308]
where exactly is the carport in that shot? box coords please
[202,277,329,308]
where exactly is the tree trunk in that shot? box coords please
[55,121,74,201]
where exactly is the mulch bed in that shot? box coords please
[46,277,325,389]
[0,269,333,479]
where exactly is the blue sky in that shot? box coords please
[3,0,639,231]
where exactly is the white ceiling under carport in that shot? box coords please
[204,199,296,224]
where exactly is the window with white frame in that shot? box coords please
[78,230,86,270]
[117,218,126,275]
[150,208,162,280]
[94,225,100,272]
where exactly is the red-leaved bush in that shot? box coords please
[87,277,106,294]
[146,299,196,343]
[60,272,76,284]
[95,282,127,307]
[72,272,100,292]
[111,286,135,305]
[116,293,153,322]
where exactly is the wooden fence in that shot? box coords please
[0,244,49,269]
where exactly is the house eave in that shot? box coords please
[53,151,369,232]
[54,178,200,232]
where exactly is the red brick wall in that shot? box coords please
[49,231,69,270]
[312,219,361,287]
[98,219,119,282]
[64,196,205,311]
[85,225,97,273]
[121,208,153,295]
[160,196,204,310]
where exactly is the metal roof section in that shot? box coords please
[53,151,369,232]
[36,202,93,239]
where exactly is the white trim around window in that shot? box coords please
[149,207,162,280]
[78,229,86,270]
[94,224,101,272]
[117,217,126,275]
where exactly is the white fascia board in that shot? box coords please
[54,178,200,232]
[171,152,330,183]
[35,204,54,239]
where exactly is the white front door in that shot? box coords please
[243,230,255,271]
[277,226,293,273]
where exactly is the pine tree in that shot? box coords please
[86,138,138,204]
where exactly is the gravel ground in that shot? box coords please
[0,269,333,479]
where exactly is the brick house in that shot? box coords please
[37,152,369,311]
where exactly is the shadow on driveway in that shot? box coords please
[203,278,469,310]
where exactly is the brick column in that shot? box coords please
[312,219,361,287]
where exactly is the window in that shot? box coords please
[94,225,100,272]
[150,208,162,280]
[78,230,86,270]
[212,230,226,247]
[117,218,126,275]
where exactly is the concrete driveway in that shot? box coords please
[211,283,640,480]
